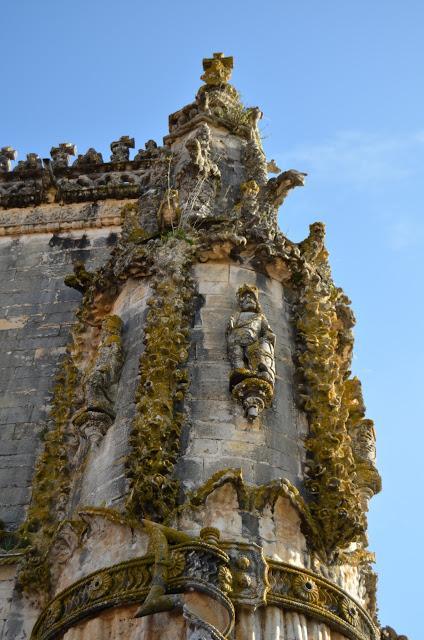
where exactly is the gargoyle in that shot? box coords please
[261,169,307,208]
[64,261,94,294]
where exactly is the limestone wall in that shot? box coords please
[0,227,118,529]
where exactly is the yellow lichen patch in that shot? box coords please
[125,236,196,523]
[120,201,151,242]
[294,222,372,558]
[18,355,79,596]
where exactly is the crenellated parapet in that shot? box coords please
[0,137,164,209]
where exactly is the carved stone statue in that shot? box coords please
[351,419,377,464]
[176,123,220,221]
[351,418,381,500]
[72,315,124,449]
[227,285,275,420]
[110,136,135,162]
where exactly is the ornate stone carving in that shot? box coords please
[134,139,160,160]
[226,285,275,420]
[13,54,387,638]
[125,238,196,522]
[267,560,379,640]
[0,146,17,171]
[221,542,268,609]
[72,315,123,447]
[14,152,43,172]
[50,142,76,168]
[110,135,135,162]
[257,169,307,234]
[293,222,384,557]
[30,533,379,640]
[31,536,234,640]
[267,159,281,174]
[344,377,381,501]
[242,139,268,186]
[73,147,103,166]
[184,606,225,640]
[176,123,220,221]
[157,188,181,230]
[201,52,233,86]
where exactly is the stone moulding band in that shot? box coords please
[30,541,234,640]
[30,541,378,640]
[267,561,379,640]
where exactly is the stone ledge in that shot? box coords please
[0,200,127,237]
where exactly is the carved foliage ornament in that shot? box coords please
[227,285,275,420]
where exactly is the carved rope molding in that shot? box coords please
[30,541,378,640]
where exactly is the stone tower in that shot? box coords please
[0,54,405,640]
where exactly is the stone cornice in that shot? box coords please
[0,200,125,237]
[0,159,152,210]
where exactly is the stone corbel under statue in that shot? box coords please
[226,285,275,420]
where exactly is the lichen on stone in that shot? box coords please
[18,354,80,595]
[125,235,196,523]
[293,222,379,558]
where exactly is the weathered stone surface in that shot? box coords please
[0,229,116,528]
[177,262,306,493]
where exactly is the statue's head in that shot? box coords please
[237,284,260,312]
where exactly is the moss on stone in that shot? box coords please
[294,222,368,558]
[18,355,79,595]
[125,236,196,524]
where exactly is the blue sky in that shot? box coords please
[3,1,423,635]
